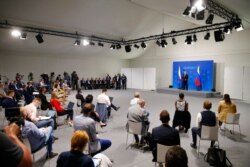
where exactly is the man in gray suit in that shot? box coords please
[73,103,112,155]
[127,99,150,147]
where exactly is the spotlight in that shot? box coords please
[204,32,210,40]
[214,30,225,42]
[190,0,206,12]
[223,26,232,34]
[156,40,161,47]
[172,38,177,45]
[182,6,191,16]
[234,19,244,31]
[160,39,168,48]
[89,41,95,46]
[125,45,131,53]
[74,39,81,46]
[98,42,104,47]
[110,44,116,50]
[206,14,214,24]
[185,36,192,45]
[141,42,146,49]
[134,44,140,49]
[193,34,197,42]
[196,10,205,20]
[35,33,44,43]
[116,44,122,49]
[82,39,90,46]
[20,32,27,40]
[11,30,21,37]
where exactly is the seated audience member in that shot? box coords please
[24,98,56,131]
[76,88,85,108]
[57,130,113,167]
[22,85,34,105]
[27,81,35,96]
[50,92,74,126]
[74,103,112,155]
[20,107,58,159]
[8,80,23,101]
[150,110,180,162]
[38,87,53,110]
[218,93,237,126]
[127,99,150,147]
[85,94,107,128]
[190,100,216,149]
[0,82,7,107]
[165,146,188,167]
[130,92,140,106]
[172,93,191,133]
[62,80,71,95]
[0,123,32,167]
[53,83,66,103]
[2,90,19,108]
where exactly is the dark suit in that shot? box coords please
[150,124,180,162]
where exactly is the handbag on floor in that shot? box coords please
[204,145,232,167]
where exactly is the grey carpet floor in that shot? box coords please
[1,89,250,167]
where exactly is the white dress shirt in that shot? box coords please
[97,93,111,107]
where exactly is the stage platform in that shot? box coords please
[156,87,222,98]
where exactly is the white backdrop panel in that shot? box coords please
[143,68,156,90]
[224,67,243,99]
[131,68,144,89]
[243,67,250,102]
[121,68,132,88]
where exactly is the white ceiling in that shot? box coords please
[0,0,249,59]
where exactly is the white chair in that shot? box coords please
[155,144,177,167]
[197,125,219,155]
[224,113,241,138]
[126,121,142,149]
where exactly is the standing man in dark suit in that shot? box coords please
[182,71,188,90]
[150,110,180,162]
[121,74,127,90]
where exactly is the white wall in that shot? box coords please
[130,28,250,94]
[0,50,130,82]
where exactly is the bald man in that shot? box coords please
[190,100,216,149]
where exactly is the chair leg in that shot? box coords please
[197,139,200,157]
[126,133,128,149]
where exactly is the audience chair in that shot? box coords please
[198,125,219,156]
[224,113,241,138]
[126,121,142,149]
[155,144,177,167]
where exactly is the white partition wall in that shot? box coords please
[143,68,156,90]
[131,68,144,89]
[121,68,132,88]
[224,67,244,99]
[243,67,250,102]
[121,68,156,90]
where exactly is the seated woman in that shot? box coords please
[53,83,66,104]
[62,80,71,95]
[50,92,73,126]
[38,87,53,110]
[85,94,107,128]
[172,93,191,133]
[57,130,112,167]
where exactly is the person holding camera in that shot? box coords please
[0,123,32,167]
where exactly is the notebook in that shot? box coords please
[67,101,75,110]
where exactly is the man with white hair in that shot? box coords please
[130,92,140,106]
[127,99,150,147]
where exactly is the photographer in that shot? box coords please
[0,123,32,167]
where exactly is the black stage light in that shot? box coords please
[196,10,205,20]
[234,19,244,31]
[185,36,192,45]
[223,26,232,34]
[172,38,177,45]
[20,32,27,40]
[134,44,140,49]
[193,34,197,42]
[214,30,225,42]
[125,45,131,53]
[156,40,161,47]
[98,42,104,47]
[160,39,168,48]
[74,39,81,46]
[183,6,191,16]
[204,32,210,40]
[110,44,116,50]
[89,41,95,46]
[116,44,122,49]
[206,14,214,24]
[36,33,44,43]
[141,42,146,49]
